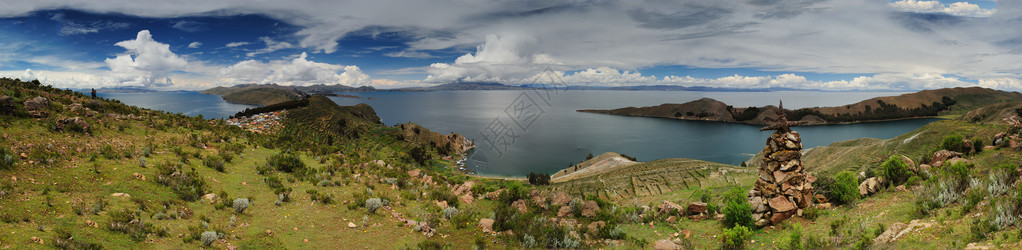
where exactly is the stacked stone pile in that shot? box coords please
[748,102,815,227]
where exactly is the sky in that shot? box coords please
[0,0,1016,91]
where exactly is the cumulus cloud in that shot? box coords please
[103,30,188,87]
[218,52,369,86]
[188,42,202,48]
[889,0,995,17]
[423,33,560,83]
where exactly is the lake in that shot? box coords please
[100,90,938,177]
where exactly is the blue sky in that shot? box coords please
[0,0,1014,90]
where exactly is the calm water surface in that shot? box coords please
[100,90,937,177]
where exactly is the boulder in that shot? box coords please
[587,221,606,233]
[557,205,573,217]
[995,132,1008,146]
[657,201,685,217]
[815,203,831,209]
[770,210,795,224]
[435,200,448,209]
[407,169,422,178]
[23,96,49,117]
[687,202,707,215]
[54,117,89,132]
[347,222,357,228]
[946,157,971,167]
[551,192,571,206]
[478,218,494,233]
[814,194,828,203]
[899,155,917,173]
[111,193,131,198]
[873,222,908,245]
[859,177,881,197]
[930,150,963,165]
[581,200,600,217]
[453,181,474,196]
[202,193,217,203]
[768,196,795,213]
[963,139,975,154]
[511,199,528,213]
[459,194,475,205]
[653,239,682,250]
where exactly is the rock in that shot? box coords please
[919,164,932,173]
[85,220,98,228]
[983,145,996,150]
[558,205,573,217]
[859,177,881,197]
[587,221,606,233]
[111,192,130,198]
[930,150,963,165]
[768,196,795,213]
[479,218,494,233]
[653,239,682,250]
[511,199,528,213]
[265,230,273,235]
[814,194,828,203]
[551,192,571,206]
[435,200,448,209]
[900,155,917,173]
[963,139,975,154]
[995,132,1008,146]
[687,202,707,215]
[407,169,422,178]
[348,222,357,228]
[946,157,971,167]
[23,97,49,117]
[453,181,474,196]
[31,236,43,244]
[203,193,218,203]
[459,194,475,205]
[896,185,907,192]
[485,191,500,200]
[0,96,13,112]
[54,117,89,132]
[749,196,767,213]
[755,218,771,227]
[770,210,795,224]
[815,203,831,209]
[374,160,386,167]
[874,222,908,245]
[582,200,600,217]
[666,216,677,223]
[657,201,686,217]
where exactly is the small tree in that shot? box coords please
[721,225,752,250]
[527,172,550,185]
[879,156,910,187]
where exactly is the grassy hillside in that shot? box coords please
[221,87,306,106]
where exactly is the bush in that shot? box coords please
[53,228,102,250]
[203,155,226,172]
[233,198,250,214]
[267,152,305,173]
[153,162,207,201]
[879,155,910,187]
[366,198,382,213]
[0,148,15,170]
[200,231,218,246]
[988,164,1018,196]
[429,188,459,208]
[442,206,459,219]
[721,225,752,250]
[722,187,753,229]
[906,176,922,187]
[832,171,860,205]
[107,209,155,241]
[941,135,967,153]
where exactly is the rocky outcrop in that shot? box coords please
[54,117,89,132]
[930,150,962,167]
[859,177,883,197]
[24,96,49,117]
[748,102,814,227]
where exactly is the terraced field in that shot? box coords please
[547,158,755,200]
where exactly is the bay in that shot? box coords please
[98,90,937,177]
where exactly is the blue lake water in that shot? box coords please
[99,90,938,177]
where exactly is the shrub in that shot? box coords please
[53,228,102,250]
[783,224,804,250]
[100,145,119,159]
[366,198,382,213]
[203,155,225,172]
[267,152,305,173]
[0,148,15,170]
[442,206,459,219]
[153,162,207,201]
[832,171,861,205]
[988,164,1018,196]
[233,198,250,214]
[721,225,752,250]
[993,196,1022,229]
[107,209,155,241]
[200,231,218,246]
[879,155,910,187]
[722,187,753,229]
[971,217,996,242]
[429,188,459,208]
[906,176,922,187]
[941,135,967,153]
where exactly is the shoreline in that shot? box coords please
[576,110,946,127]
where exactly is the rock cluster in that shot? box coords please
[748,102,815,227]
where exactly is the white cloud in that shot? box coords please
[188,42,202,48]
[218,52,369,86]
[103,30,188,87]
[225,41,249,47]
[889,0,995,17]
[423,33,561,83]
[246,37,293,57]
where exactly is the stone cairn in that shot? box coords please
[748,101,816,227]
